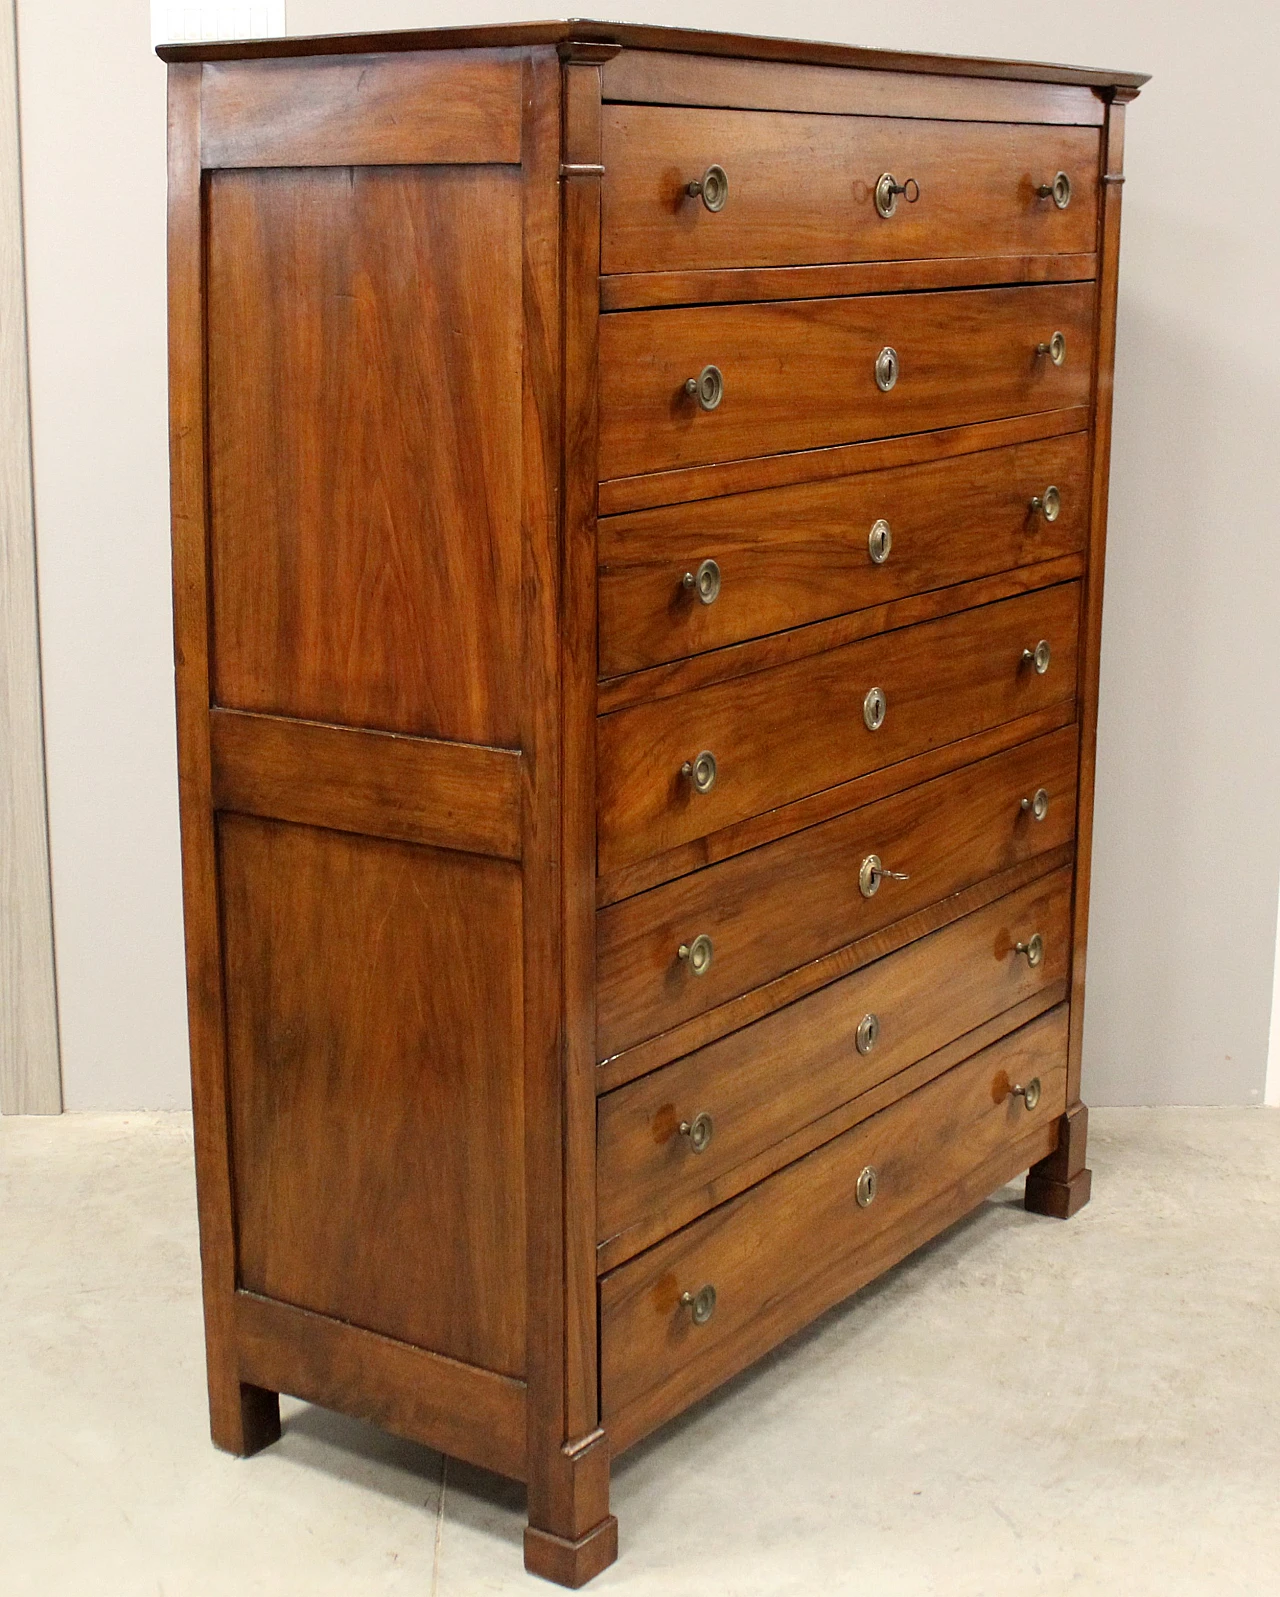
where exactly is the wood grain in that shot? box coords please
[0,0,59,1114]
[602,107,1099,274]
[220,815,527,1379]
[207,164,525,746]
[600,431,1090,675]
[600,281,1095,480]
[597,724,1078,1059]
[201,51,523,167]
[600,1006,1069,1451]
[598,581,1080,875]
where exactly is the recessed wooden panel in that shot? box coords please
[207,164,524,744]
[219,814,526,1378]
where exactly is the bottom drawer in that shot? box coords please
[600,1005,1069,1452]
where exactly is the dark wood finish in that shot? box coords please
[200,52,523,167]
[210,709,523,860]
[601,253,1096,312]
[599,866,1072,1247]
[599,281,1095,480]
[1026,1099,1093,1217]
[600,432,1090,675]
[600,1006,1069,1452]
[600,49,1108,124]
[598,406,1089,516]
[598,725,1077,1059]
[598,582,1080,875]
[602,108,1098,274]
[235,1291,527,1480]
[207,163,525,745]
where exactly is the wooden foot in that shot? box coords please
[525,1428,617,1587]
[524,1517,619,1588]
[210,1380,281,1457]
[1025,1100,1092,1219]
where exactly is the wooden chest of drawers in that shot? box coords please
[161,20,1145,1588]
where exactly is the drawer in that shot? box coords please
[598,865,1072,1248]
[598,282,1094,480]
[599,1004,1069,1450]
[602,105,1100,275]
[599,431,1090,676]
[598,582,1079,878]
[597,725,1077,1060]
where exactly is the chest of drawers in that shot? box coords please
[161,21,1145,1587]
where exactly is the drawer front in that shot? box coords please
[598,581,1079,878]
[602,106,1100,275]
[598,865,1072,1244]
[599,431,1090,676]
[600,1005,1069,1450]
[599,282,1094,480]
[597,724,1077,1059]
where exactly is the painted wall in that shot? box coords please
[17,0,1280,1106]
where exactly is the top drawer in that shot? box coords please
[602,107,1100,275]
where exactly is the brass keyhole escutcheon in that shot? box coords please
[686,164,728,212]
[856,1012,880,1055]
[681,750,718,793]
[1022,639,1052,675]
[874,172,920,218]
[679,1111,714,1153]
[859,856,909,900]
[683,558,721,605]
[1015,933,1045,968]
[684,364,724,410]
[863,685,887,730]
[868,519,893,565]
[1036,331,1067,367]
[680,1284,717,1325]
[678,934,714,976]
[856,1165,879,1207]
[1010,1078,1043,1111]
[1022,788,1050,822]
[875,346,899,391]
[1030,485,1061,523]
[1036,171,1072,209]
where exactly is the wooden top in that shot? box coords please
[156,18,1149,90]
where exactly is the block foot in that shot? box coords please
[1025,1164,1092,1218]
[211,1381,281,1457]
[524,1516,619,1588]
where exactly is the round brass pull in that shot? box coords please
[679,1111,714,1153]
[868,519,893,565]
[863,685,887,731]
[856,1165,879,1207]
[1021,788,1050,822]
[859,853,909,899]
[684,364,724,411]
[678,934,714,976]
[680,1284,717,1325]
[874,172,920,218]
[1022,639,1052,675]
[1036,331,1067,367]
[1030,485,1061,523]
[1036,171,1072,209]
[681,750,718,793]
[875,346,900,391]
[686,164,729,212]
[856,1012,880,1055]
[1014,933,1045,968]
[683,558,721,605]
[1010,1077,1043,1111]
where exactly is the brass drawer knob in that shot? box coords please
[679,1111,714,1153]
[1022,639,1052,674]
[686,164,729,212]
[680,749,718,793]
[684,364,724,410]
[1029,485,1061,523]
[683,558,721,604]
[863,685,887,731]
[1036,171,1072,209]
[855,1012,880,1055]
[1014,933,1045,967]
[875,346,899,391]
[680,1283,717,1325]
[678,934,714,976]
[1036,331,1067,367]
[874,172,919,218]
[868,518,893,564]
[856,1165,879,1207]
[859,853,910,899]
[1021,788,1050,822]
[1010,1077,1043,1110]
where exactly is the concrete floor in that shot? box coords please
[2,1109,1278,1596]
